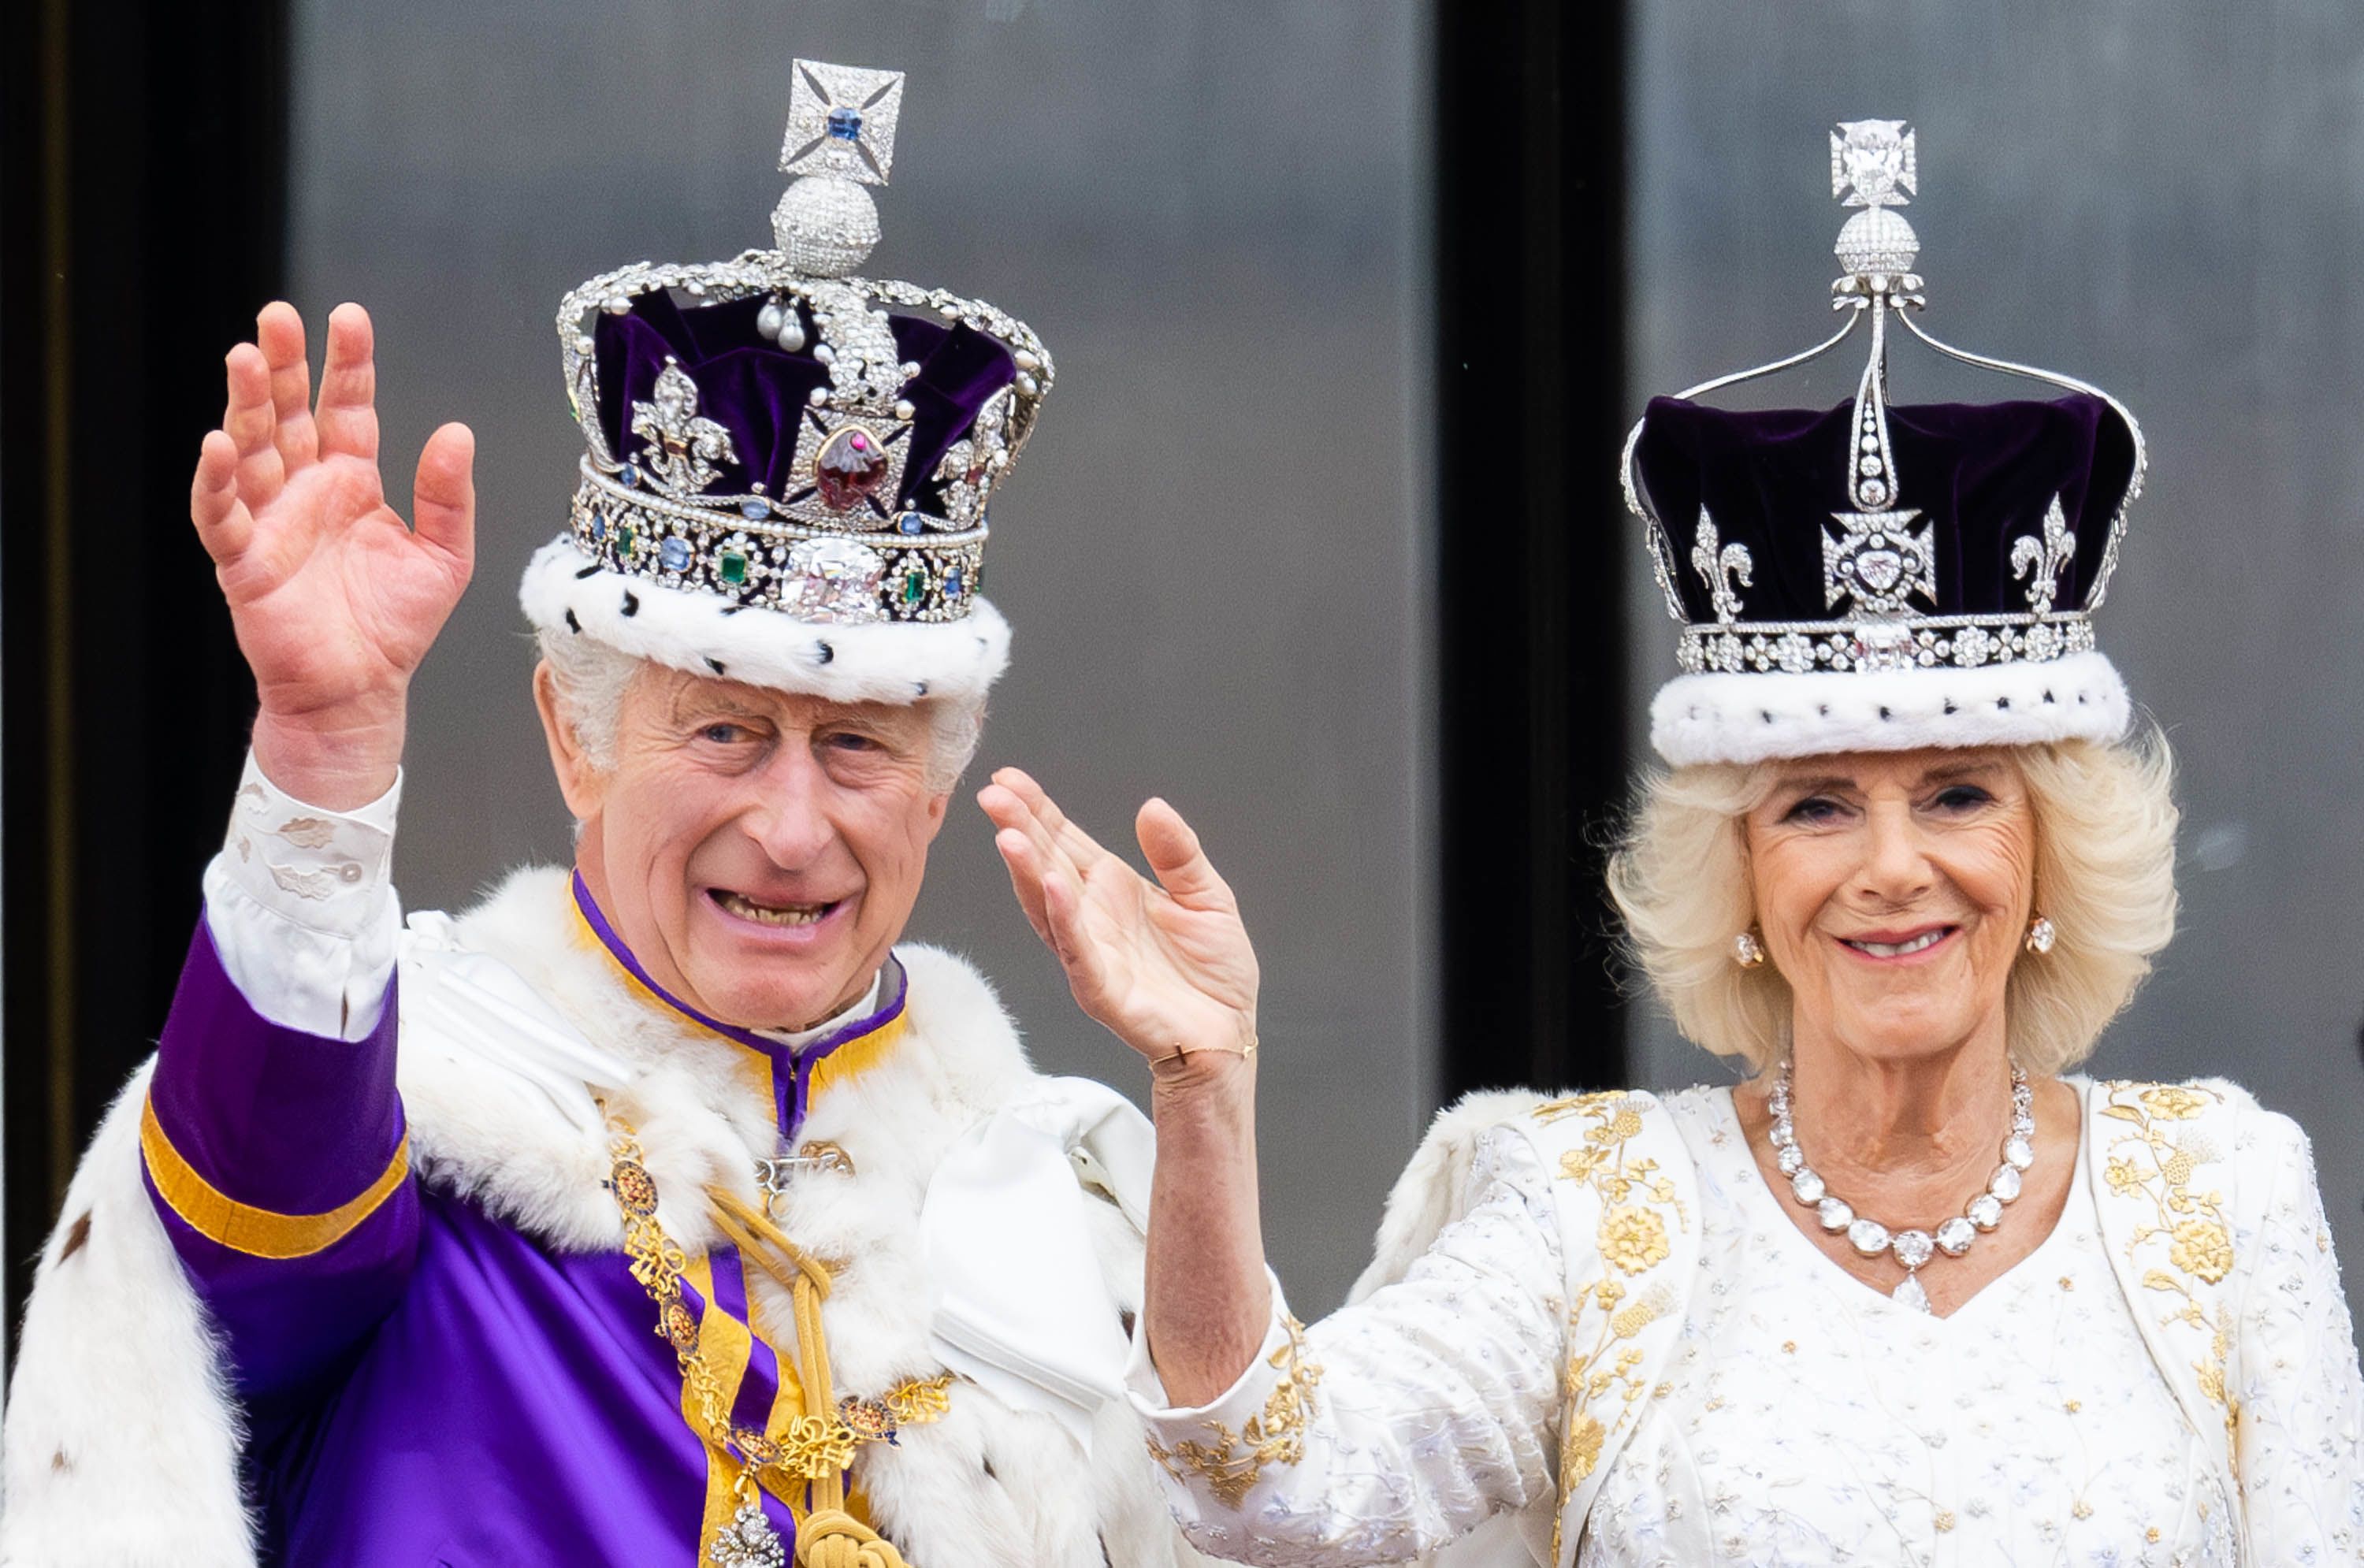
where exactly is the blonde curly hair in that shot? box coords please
[1605,734,2180,1076]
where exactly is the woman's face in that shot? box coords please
[1744,748,2036,1064]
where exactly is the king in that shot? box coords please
[2,59,1217,1568]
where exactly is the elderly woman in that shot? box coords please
[3,63,1214,1568]
[981,126,2364,1562]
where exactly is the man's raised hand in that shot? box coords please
[190,303,474,808]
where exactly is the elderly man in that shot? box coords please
[3,62,1204,1568]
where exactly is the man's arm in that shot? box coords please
[142,301,474,1401]
[141,752,413,1402]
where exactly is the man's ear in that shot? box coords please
[533,660,608,821]
[920,788,953,842]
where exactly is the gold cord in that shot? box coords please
[604,1114,940,1566]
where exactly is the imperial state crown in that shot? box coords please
[519,59,1053,705]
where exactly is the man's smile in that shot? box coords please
[710,888,842,928]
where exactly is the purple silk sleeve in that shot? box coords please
[143,914,420,1401]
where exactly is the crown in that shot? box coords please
[1621,121,2150,767]
[552,60,1052,630]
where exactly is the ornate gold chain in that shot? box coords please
[604,1117,952,1500]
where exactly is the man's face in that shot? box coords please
[541,663,949,1031]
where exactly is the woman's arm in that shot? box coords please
[977,769,1269,1401]
[2232,1110,2364,1554]
[979,775,1567,1562]
[1126,1128,1567,1564]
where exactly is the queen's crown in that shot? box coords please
[1622,120,2146,682]
[556,60,1051,627]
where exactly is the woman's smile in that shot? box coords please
[1835,923,1961,961]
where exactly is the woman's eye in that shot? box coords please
[1931,785,1993,812]
[1783,796,1845,824]
[700,723,747,745]
[824,732,881,753]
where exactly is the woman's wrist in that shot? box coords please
[1148,1039,1257,1122]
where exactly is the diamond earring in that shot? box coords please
[2024,915,2057,955]
[1734,930,1768,969]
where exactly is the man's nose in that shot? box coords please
[741,745,838,868]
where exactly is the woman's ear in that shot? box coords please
[533,660,608,822]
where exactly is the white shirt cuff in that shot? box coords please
[201,749,403,1041]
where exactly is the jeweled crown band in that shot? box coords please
[1678,612,2095,677]
[569,459,985,626]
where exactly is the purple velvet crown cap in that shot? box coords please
[1635,392,2139,626]
[596,289,1016,515]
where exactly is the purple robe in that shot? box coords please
[139,887,906,1564]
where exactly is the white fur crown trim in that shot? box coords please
[519,537,1011,706]
[1650,648,2130,766]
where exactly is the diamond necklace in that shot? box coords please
[1767,1061,2035,1314]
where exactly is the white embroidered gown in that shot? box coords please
[1127,1083,2364,1566]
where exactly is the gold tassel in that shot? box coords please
[707,1187,914,1566]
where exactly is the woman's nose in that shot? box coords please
[1857,803,1935,902]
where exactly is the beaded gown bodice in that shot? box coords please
[1578,1086,2234,1566]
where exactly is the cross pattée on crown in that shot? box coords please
[779,59,906,187]
[1831,119,1916,210]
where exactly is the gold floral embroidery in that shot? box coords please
[1533,1091,1688,1561]
[2139,1085,2210,1120]
[2098,1079,2242,1465]
[1145,1314,1324,1509]
[2168,1217,2234,1284]
[1559,1411,1606,1484]
[1598,1205,1671,1275]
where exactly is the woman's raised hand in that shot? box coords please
[189,302,475,808]
[978,768,1261,1075]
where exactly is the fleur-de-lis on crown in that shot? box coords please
[932,386,1015,527]
[1691,508,1753,626]
[2010,494,2076,615]
[631,360,739,495]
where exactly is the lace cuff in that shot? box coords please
[201,749,403,1040]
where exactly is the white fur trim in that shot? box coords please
[519,537,1011,706]
[2,866,1213,1566]
[1,1063,255,1567]
[1649,648,2131,767]
[1347,1089,1549,1306]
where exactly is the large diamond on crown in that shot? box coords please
[779,538,888,623]
[779,406,912,528]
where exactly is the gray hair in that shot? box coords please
[533,626,984,793]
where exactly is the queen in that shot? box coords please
[980,122,2364,1562]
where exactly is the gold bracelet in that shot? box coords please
[1148,1032,1258,1068]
